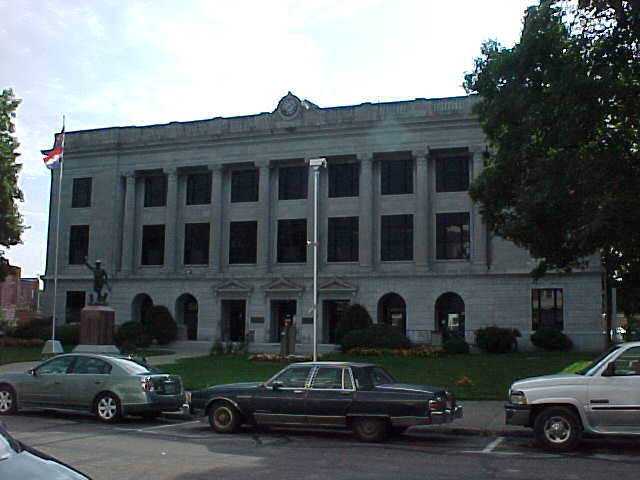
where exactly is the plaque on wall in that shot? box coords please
[251,316,265,324]
[302,317,313,325]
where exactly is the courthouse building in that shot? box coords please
[41,93,605,351]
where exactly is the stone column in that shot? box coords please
[358,153,374,271]
[470,147,488,267]
[121,171,136,274]
[209,165,223,272]
[164,167,179,273]
[414,149,429,270]
[256,161,272,272]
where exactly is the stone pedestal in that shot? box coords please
[73,305,120,354]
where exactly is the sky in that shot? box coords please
[1,0,537,279]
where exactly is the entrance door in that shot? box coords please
[379,293,407,335]
[221,300,246,342]
[270,300,297,343]
[323,300,349,344]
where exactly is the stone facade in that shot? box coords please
[41,93,605,351]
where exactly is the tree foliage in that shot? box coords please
[464,2,640,308]
[0,88,24,280]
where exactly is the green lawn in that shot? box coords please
[158,351,597,401]
[0,346,174,365]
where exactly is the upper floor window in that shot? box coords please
[144,175,167,207]
[231,169,259,203]
[72,177,92,208]
[436,212,470,260]
[328,162,359,198]
[278,166,308,200]
[435,154,469,192]
[184,223,210,265]
[532,288,563,331]
[277,219,307,263]
[68,225,89,264]
[381,214,413,261]
[186,172,212,205]
[229,221,257,264]
[141,224,165,265]
[380,157,413,195]
[328,216,359,262]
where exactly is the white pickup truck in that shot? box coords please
[505,341,640,451]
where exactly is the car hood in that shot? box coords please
[374,383,446,396]
[0,449,90,480]
[511,373,586,390]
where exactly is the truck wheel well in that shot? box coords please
[530,404,583,428]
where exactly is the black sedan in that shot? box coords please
[190,361,463,442]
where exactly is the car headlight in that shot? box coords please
[509,390,527,405]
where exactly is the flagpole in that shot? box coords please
[51,116,65,344]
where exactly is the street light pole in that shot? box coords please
[309,158,326,362]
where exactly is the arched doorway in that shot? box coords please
[378,293,407,335]
[176,294,198,340]
[131,294,153,324]
[435,292,465,338]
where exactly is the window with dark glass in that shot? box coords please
[184,223,210,265]
[68,225,89,264]
[72,177,92,208]
[144,175,167,207]
[328,162,359,198]
[381,214,413,261]
[277,219,307,263]
[532,288,564,330]
[141,225,165,265]
[231,169,259,203]
[436,155,469,192]
[229,221,257,264]
[328,216,359,262]
[278,166,308,200]
[186,172,211,205]
[65,291,85,323]
[381,158,413,195]
[436,212,470,260]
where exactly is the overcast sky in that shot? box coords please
[2,0,537,279]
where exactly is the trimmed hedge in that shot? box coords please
[475,326,519,354]
[144,305,178,345]
[340,324,412,352]
[335,303,373,343]
[531,327,573,351]
[114,321,151,350]
[443,336,470,354]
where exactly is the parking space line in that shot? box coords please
[116,420,202,432]
[482,437,504,453]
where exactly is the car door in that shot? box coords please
[65,357,113,409]
[587,346,640,429]
[19,356,76,407]
[305,366,354,427]
[252,365,312,425]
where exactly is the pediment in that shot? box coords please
[263,276,304,295]
[318,277,357,296]
[214,279,253,296]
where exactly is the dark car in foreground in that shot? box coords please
[0,421,90,479]
[190,361,462,442]
[0,353,185,422]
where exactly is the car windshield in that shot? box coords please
[576,345,622,376]
[108,357,157,375]
[366,366,396,386]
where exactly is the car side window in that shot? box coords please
[343,368,354,390]
[612,347,640,376]
[310,367,343,389]
[71,357,112,375]
[272,366,312,388]
[37,356,75,375]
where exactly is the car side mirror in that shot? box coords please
[271,381,283,390]
[602,362,616,377]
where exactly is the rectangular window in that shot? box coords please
[328,217,359,262]
[144,175,167,207]
[381,214,413,261]
[72,177,92,208]
[229,221,257,264]
[532,288,564,330]
[436,212,470,260]
[65,291,85,323]
[328,162,359,198]
[381,158,413,195]
[278,165,308,200]
[141,225,165,265]
[68,225,89,264]
[184,223,210,265]
[231,169,259,203]
[186,172,212,205]
[277,219,307,263]
[436,154,470,192]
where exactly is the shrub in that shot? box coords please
[144,305,178,345]
[340,324,412,352]
[55,324,81,345]
[114,321,151,350]
[531,327,573,351]
[335,304,373,344]
[10,317,51,341]
[475,326,519,354]
[443,336,470,354]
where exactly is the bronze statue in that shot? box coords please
[84,257,111,305]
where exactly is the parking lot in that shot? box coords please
[3,410,640,480]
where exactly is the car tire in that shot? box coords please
[0,385,18,415]
[534,406,582,452]
[208,402,240,433]
[352,417,388,442]
[95,393,123,423]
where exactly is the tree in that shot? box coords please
[0,89,25,280]
[463,2,640,310]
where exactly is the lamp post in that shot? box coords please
[308,158,326,361]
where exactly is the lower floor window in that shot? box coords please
[532,288,563,330]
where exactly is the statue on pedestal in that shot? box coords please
[84,257,111,305]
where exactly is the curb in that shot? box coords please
[425,426,531,438]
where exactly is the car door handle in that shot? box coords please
[293,390,305,394]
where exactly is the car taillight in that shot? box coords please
[141,377,154,392]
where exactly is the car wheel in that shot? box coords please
[0,385,17,415]
[352,417,388,442]
[95,393,122,423]
[208,402,240,433]
[534,406,582,452]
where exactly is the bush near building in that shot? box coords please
[114,321,151,351]
[531,327,573,351]
[335,303,373,344]
[340,324,412,352]
[144,305,178,345]
[475,326,520,354]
